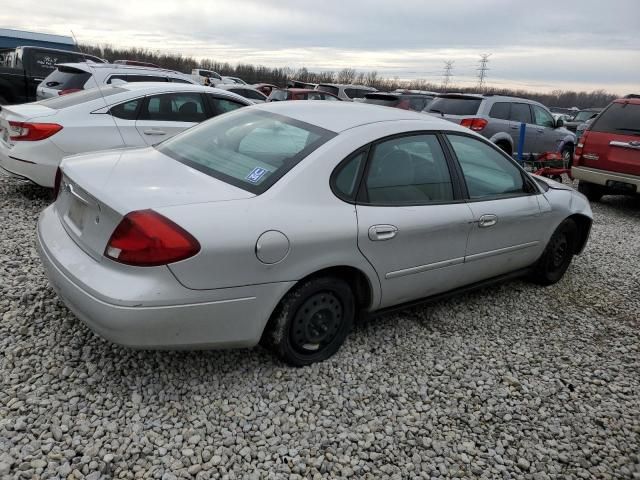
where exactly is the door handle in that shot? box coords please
[368,224,398,241]
[143,129,167,135]
[510,125,519,130]
[478,214,497,228]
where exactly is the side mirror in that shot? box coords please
[555,118,564,128]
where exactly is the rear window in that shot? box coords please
[42,67,91,91]
[157,110,336,193]
[35,87,125,109]
[427,97,481,115]
[572,110,598,122]
[589,102,640,135]
[28,51,90,77]
[317,85,340,96]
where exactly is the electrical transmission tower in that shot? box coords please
[477,53,492,90]
[442,60,454,90]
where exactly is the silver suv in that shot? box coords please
[37,63,195,100]
[426,94,576,162]
[315,83,377,101]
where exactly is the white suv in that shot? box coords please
[37,63,195,100]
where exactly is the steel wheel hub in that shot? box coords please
[291,292,343,352]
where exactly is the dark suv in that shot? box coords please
[426,94,576,162]
[572,95,640,201]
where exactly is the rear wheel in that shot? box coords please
[578,181,604,202]
[530,218,577,286]
[264,277,355,366]
[561,144,574,168]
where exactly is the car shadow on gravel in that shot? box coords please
[1,178,52,203]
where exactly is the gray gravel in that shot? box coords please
[1,176,639,480]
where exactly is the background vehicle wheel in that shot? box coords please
[530,218,577,286]
[264,277,355,367]
[578,181,604,202]
[496,141,512,157]
[561,144,574,168]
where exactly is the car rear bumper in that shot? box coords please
[36,204,294,349]
[572,166,640,190]
[0,140,63,188]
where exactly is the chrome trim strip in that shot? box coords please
[386,257,465,279]
[610,140,640,150]
[465,241,539,263]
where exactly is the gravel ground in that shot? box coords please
[0,176,638,480]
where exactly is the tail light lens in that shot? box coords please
[105,210,200,267]
[460,118,488,131]
[8,121,63,141]
[58,88,82,96]
[53,167,63,199]
[574,133,587,165]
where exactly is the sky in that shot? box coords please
[2,0,639,94]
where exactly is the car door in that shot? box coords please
[509,102,537,157]
[532,104,562,154]
[445,133,546,283]
[352,133,475,308]
[135,92,209,145]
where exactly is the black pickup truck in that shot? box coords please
[0,46,104,105]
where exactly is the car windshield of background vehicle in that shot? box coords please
[156,109,336,193]
[589,103,640,135]
[427,97,481,115]
[35,86,125,109]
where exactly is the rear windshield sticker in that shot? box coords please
[246,167,270,184]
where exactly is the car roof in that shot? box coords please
[317,83,377,89]
[253,101,469,133]
[614,97,640,105]
[56,62,189,76]
[108,83,252,103]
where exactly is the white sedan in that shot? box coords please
[0,83,253,187]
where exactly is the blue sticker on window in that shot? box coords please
[245,167,269,184]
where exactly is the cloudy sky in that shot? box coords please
[3,0,639,93]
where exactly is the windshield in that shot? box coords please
[156,109,336,193]
[427,97,482,115]
[572,110,597,122]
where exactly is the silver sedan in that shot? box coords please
[37,102,593,366]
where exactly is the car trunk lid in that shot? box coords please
[0,104,58,146]
[57,147,254,261]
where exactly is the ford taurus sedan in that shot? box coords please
[36,102,593,366]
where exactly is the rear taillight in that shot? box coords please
[574,134,587,165]
[53,167,63,199]
[105,210,200,267]
[460,118,488,131]
[8,121,62,141]
[58,88,82,96]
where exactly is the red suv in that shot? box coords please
[572,95,640,201]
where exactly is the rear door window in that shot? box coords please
[589,102,640,135]
[427,97,481,115]
[489,102,511,120]
[140,92,208,122]
[110,98,142,120]
[510,103,533,124]
[316,85,340,96]
[208,96,246,115]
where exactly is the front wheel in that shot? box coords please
[264,277,355,366]
[530,219,578,286]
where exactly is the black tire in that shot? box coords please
[561,144,574,168]
[578,181,604,202]
[264,277,355,367]
[530,219,578,286]
[496,141,512,157]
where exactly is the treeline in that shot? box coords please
[80,44,620,108]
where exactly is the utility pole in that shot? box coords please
[442,60,454,90]
[477,53,492,90]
